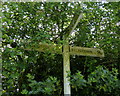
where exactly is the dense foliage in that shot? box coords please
[2,2,120,95]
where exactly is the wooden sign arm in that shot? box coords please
[63,12,83,37]
[69,13,83,35]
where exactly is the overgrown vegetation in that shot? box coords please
[2,2,120,95]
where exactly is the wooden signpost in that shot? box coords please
[22,42,104,95]
[21,13,104,95]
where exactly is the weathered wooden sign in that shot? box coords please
[23,43,104,57]
[70,46,104,57]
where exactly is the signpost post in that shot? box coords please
[63,37,71,95]
[20,13,104,96]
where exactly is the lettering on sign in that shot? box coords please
[70,46,104,57]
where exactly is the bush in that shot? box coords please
[70,66,120,95]
[21,74,61,95]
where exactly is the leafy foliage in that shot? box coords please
[23,74,61,95]
[87,66,119,95]
[70,66,119,96]
[2,2,120,96]
[69,71,87,89]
